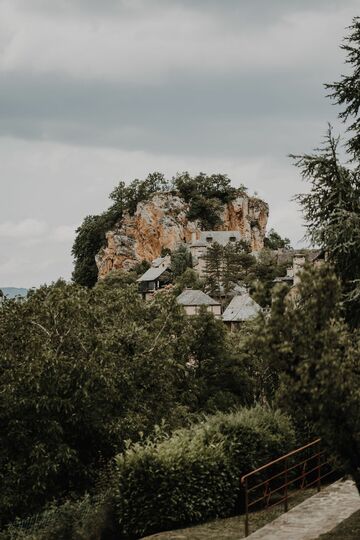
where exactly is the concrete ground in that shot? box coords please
[247,479,360,540]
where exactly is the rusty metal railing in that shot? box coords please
[240,439,335,537]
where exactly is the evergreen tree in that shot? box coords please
[292,18,360,327]
[171,245,192,277]
[204,242,224,299]
[326,17,360,157]
[264,228,291,250]
[259,265,360,491]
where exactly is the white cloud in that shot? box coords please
[0,218,47,238]
[51,225,76,243]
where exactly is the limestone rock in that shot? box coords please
[96,192,269,279]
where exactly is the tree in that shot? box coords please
[173,268,203,294]
[292,18,360,327]
[246,249,288,307]
[187,308,252,411]
[171,245,192,277]
[204,242,224,299]
[326,17,360,157]
[264,228,291,250]
[172,172,245,229]
[292,129,360,327]
[72,212,119,287]
[0,282,192,525]
[259,265,360,491]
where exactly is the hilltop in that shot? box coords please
[72,172,269,286]
[0,288,28,299]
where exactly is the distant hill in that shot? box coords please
[0,287,28,299]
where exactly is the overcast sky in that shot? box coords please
[0,0,358,287]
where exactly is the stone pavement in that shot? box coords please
[247,479,360,540]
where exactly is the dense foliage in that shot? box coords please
[204,242,287,307]
[0,281,264,528]
[114,407,294,539]
[247,265,360,489]
[0,408,294,540]
[0,282,192,525]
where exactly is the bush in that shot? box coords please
[0,493,116,540]
[114,407,295,538]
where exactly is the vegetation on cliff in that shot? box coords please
[72,172,247,287]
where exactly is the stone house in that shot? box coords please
[176,288,222,317]
[222,288,262,331]
[189,231,243,277]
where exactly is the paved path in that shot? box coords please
[247,479,360,540]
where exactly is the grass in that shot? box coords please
[316,509,360,539]
[141,488,317,540]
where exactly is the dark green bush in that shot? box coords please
[114,406,295,539]
[0,493,116,540]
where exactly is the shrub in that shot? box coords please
[0,493,116,540]
[114,407,295,538]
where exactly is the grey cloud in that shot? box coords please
[0,70,339,157]
[12,0,359,18]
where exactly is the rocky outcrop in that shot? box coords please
[96,192,269,279]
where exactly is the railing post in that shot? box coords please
[244,478,249,537]
[317,441,321,492]
[284,457,289,512]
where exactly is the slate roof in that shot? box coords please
[152,257,167,268]
[137,266,169,282]
[222,292,262,322]
[176,289,220,306]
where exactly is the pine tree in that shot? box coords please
[204,242,224,299]
[292,18,360,328]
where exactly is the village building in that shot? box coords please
[176,288,222,317]
[222,287,262,331]
[137,255,171,299]
[274,250,325,287]
[189,231,243,277]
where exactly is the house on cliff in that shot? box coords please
[189,231,243,277]
[137,256,172,299]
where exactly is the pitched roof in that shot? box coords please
[152,256,167,267]
[222,293,262,322]
[137,266,169,282]
[176,289,220,306]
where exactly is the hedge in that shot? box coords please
[1,407,295,540]
[114,406,295,538]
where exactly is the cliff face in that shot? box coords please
[96,192,269,279]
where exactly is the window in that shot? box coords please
[229,236,236,242]
[206,237,213,243]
